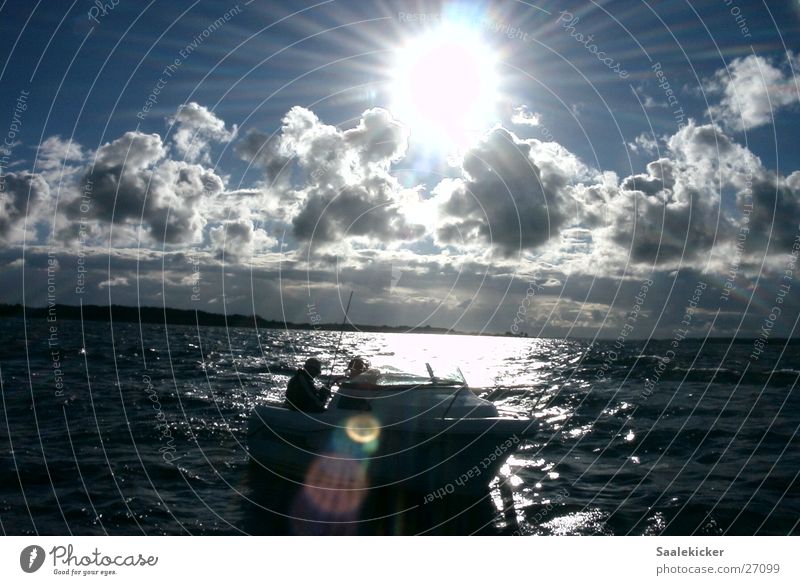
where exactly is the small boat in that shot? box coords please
[248,363,536,496]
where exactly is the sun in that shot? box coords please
[390,24,500,152]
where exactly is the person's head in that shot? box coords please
[303,357,323,377]
[346,356,369,377]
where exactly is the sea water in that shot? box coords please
[1,318,797,535]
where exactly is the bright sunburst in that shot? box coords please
[391,24,500,152]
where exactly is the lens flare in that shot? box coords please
[345,413,381,444]
[300,455,368,516]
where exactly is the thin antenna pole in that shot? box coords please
[328,291,354,380]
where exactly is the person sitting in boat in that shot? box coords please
[285,357,331,412]
[345,356,369,378]
[341,356,380,386]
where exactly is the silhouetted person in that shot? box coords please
[345,356,369,378]
[285,357,330,412]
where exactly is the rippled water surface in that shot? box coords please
[1,317,798,535]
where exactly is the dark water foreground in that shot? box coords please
[1,318,798,535]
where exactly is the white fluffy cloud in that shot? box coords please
[522,119,797,272]
[627,132,658,155]
[4,99,800,336]
[706,54,800,132]
[275,106,423,246]
[15,105,800,273]
[168,102,236,164]
[510,105,540,127]
[68,130,223,244]
[36,135,89,171]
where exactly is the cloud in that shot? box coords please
[343,107,409,164]
[36,135,89,171]
[4,99,800,338]
[98,276,129,288]
[276,106,423,246]
[736,168,800,253]
[510,105,540,127]
[70,131,223,244]
[579,119,800,270]
[209,205,277,261]
[627,132,658,155]
[706,54,800,132]
[235,129,291,187]
[168,102,236,163]
[0,172,49,240]
[291,185,423,245]
[279,106,346,170]
[594,123,756,266]
[609,179,723,266]
[434,127,572,255]
[620,158,676,196]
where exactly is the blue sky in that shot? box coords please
[2,0,800,338]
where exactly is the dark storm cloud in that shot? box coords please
[597,122,757,266]
[209,206,276,262]
[0,172,48,239]
[612,182,724,265]
[235,129,292,187]
[620,158,676,197]
[737,169,800,253]
[436,127,570,255]
[291,183,424,244]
